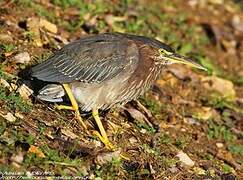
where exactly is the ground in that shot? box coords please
[0,0,242,179]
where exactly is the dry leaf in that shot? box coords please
[39,19,58,34]
[0,112,16,122]
[28,145,45,158]
[126,108,148,124]
[27,17,42,47]
[61,129,78,139]
[15,112,24,119]
[0,78,12,91]
[17,84,33,100]
[27,18,58,47]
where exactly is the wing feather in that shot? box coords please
[31,33,139,83]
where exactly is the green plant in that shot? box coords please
[159,133,172,145]
[207,121,237,142]
[0,87,32,112]
[1,44,15,53]
[228,144,243,156]
[139,96,163,115]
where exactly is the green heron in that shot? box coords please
[31,33,206,149]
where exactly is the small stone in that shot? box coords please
[185,118,201,125]
[193,167,206,175]
[12,52,31,64]
[95,150,121,165]
[169,166,179,173]
[202,76,236,101]
[92,140,102,148]
[104,14,127,27]
[216,142,224,148]
[231,15,243,32]
[10,151,24,164]
[129,137,138,144]
[181,128,186,132]
[188,0,198,7]
[140,129,147,134]
[176,151,195,167]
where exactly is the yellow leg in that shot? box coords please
[61,84,88,131]
[92,109,115,151]
[56,105,74,110]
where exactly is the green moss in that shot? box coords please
[193,55,222,76]
[135,122,156,134]
[228,144,243,156]
[1,44,16,53]
[159,155,178,168]
[139,96,163,115]
[207,121,237,142]
[175,134,191,149]
[0,87,32,112]
[221,163,235,174]
[159,133,172,145]
[94,158,122,179]
[23,31,36,41]
[51,0,83,8]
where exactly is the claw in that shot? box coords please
[92,130,115,150]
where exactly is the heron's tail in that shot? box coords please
[37,84,65,103]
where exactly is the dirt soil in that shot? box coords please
[0,0,242,179]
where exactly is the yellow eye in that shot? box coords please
[159,48,173,55]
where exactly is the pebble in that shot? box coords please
[216,142,224,148]
[12,51,31,64]
[140,129,147,134]
[95,150,121,165]
[176,151,195,167]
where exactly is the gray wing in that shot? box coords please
[31,33,139,83]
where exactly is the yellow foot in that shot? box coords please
[92,131,130,161]
[56,84,88,131]
[92,130,115,151]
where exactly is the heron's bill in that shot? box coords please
[165,54,207,71]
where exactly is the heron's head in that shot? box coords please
[126,33,206,70]
[156,47,206,70]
